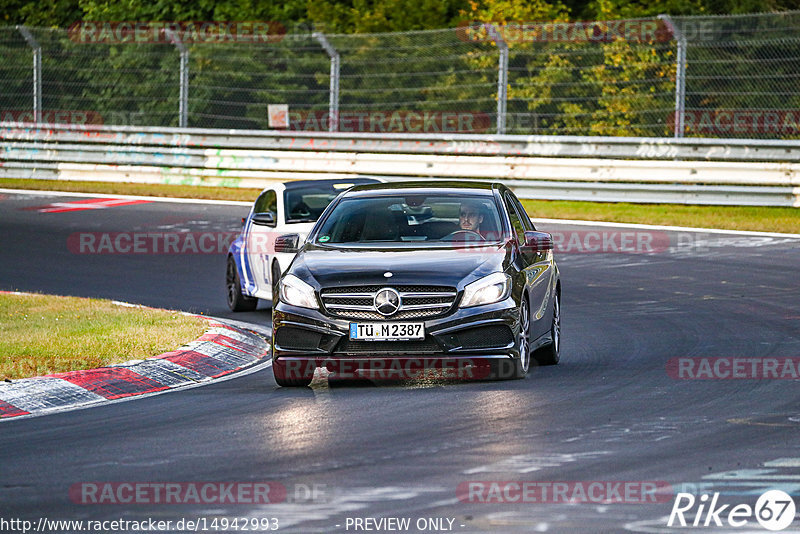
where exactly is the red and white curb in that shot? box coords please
[0,318,270,421]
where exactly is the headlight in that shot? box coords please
[460,272,511,308]
[279,274,319,309]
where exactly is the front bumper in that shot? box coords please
[272,297,520,372]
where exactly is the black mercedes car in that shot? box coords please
[270,181,561,386]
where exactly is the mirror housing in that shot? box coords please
[521,231,553,254]
[274,233,300,254]
[252,212,276,227]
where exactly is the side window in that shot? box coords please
[511,194,534,231]
[503,193,526,245]
[254,190,277,215]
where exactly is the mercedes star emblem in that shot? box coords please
[374,288,401,316]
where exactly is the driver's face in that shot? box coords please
[459,207,484,231]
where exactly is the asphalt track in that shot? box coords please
[2,190,800,533]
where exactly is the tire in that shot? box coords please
[488,296,531,380]
[226,256,258,312]
[512,296,532,378]
[272,357,315,387]
[533,293,560,366]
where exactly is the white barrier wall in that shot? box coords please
[2,123,799,207]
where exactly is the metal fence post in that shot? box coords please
[16,26,41,124]
[165,28,189,128]
[485,24,508,135]
[313,32,340,132]
[659,15,686,138]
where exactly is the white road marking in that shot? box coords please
[463,451,611,474]
[705,469,800,481]
[532,217,800,239]
[0,188,251,206]
[765,458,800,467]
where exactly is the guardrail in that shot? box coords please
[2,123,799,207]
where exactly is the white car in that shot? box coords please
[226,178,381,311]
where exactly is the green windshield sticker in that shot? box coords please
[319,235,330,242]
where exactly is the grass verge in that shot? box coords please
[0,293,208,380]
[520,199,800,234]
[2,178,799,234]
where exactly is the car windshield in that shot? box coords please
[284,183,361,223]
[313,193,505,247]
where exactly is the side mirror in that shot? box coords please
[252,212,276,227]
[521,231,553,253]
[274,233,300,254]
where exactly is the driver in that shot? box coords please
[459,200,485,233]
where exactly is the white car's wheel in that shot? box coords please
[226,256,258,312]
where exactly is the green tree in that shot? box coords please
[2,0,81,27]
[307,0,467,33]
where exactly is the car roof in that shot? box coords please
[282,178,381,191]
[344,180,501,197]
[347,180,505,196]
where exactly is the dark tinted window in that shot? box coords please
[503,193,526,244]
[284,183,360,223]
[315,194,504,247]
[254,190,277,214]
[511,194,534,231]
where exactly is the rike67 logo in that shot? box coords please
[668,490,796,531]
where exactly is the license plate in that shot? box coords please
[349,322,424,341]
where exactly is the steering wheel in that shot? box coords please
[441,229,485,241]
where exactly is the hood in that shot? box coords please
[291,243,510,290]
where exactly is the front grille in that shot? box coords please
[320,285,457,320]
[324,296,373,307]
[323,285,448,294]
[335,338,442,355]
[332,309,445,321]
